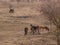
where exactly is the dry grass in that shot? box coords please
[0,1,57,45]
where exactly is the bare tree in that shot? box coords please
[40,0,60,45]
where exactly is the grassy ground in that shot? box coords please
[0,1,57,45]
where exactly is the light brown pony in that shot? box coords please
[36,26,49,34]
[39,26,49,31]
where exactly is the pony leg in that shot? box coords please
[30,30,33,34]
[37,29,40,35]
[32,30,35,35]
[30,30,34,35]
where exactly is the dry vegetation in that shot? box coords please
[0,0,59,45]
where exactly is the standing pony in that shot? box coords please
[9,8,14,13]
[30,24,40,35]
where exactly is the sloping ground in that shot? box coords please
[0,1,57,45]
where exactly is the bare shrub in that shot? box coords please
[40,0,60,45]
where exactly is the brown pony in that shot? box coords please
[30,24,49,34]
[39,26,49,31]
[9,8,14,13]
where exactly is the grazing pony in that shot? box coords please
[39,26,49,31]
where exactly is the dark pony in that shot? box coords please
[30,24,40,34]
[9,8,14,13]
